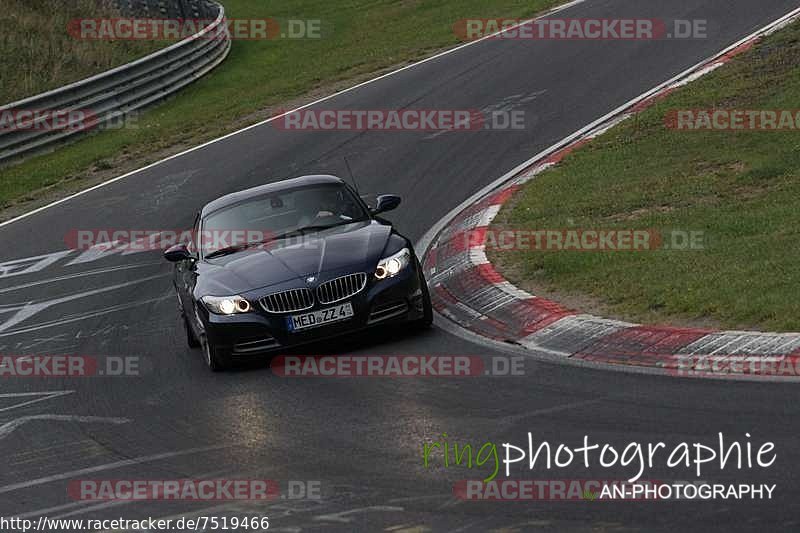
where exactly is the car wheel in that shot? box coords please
[184,315,201,348]
[202,337,232,372]
[415,260,434,329]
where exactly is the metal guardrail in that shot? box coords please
[0,0,231,165]
[115,0,218,19]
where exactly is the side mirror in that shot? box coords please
[164,244,193,262]
[371,194,402,215]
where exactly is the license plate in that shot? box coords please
[287,302,354,332]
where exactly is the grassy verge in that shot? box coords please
[0,0,164,103]
[490,21,800,332]
[0,0,562,217]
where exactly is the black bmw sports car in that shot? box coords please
[164,174,433,371]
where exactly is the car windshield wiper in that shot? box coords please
[205,243,250,259]
[205,235,282,259]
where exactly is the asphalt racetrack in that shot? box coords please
[0,1,798,531]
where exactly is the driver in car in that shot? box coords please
[295,188,353,227]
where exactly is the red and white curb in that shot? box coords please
[421,8,800,381]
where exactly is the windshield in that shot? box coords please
[200,183,369,257]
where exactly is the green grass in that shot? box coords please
[490,22,800,332]
[0,0,163,103]
[0,0,562,211]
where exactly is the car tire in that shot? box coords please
[415,260,434,329]
[202,337,232,372]
[184,315,201,348]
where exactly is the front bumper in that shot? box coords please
[199,264,427,356]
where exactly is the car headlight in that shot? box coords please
[375,248,411,279]
[202,295,252,315]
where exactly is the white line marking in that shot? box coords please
[0,274,166,334]
[0,415,130,441]
[314,506,405,523]
[0,261,162,295]
[416,5,800,257]
[0,0,587,231]
[50,500,130,520]
[13,500,97,521]
[0,445,227,494]
[0,391,73,413]
[0,294,171,338]
[14,470,237,520]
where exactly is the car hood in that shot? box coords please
[199,220,392,295]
